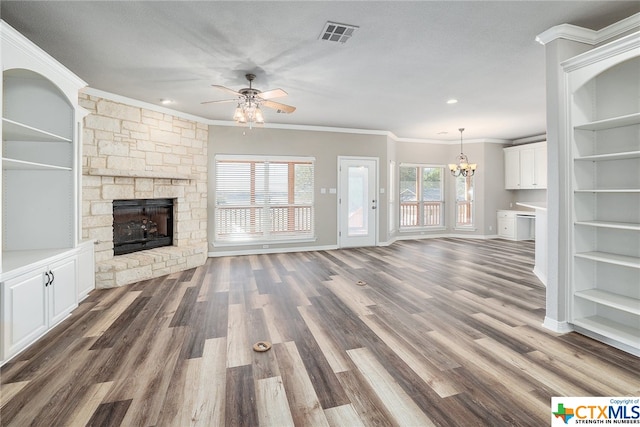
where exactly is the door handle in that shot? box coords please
[44,271,50,287]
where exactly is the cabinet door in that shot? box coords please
[48,257,78,326]
[504,149,520,189]
[519,147,536,189]
[534,144,547,189]
[498,218,515,239]
[2,270,48,359]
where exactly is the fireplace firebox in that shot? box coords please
[113,199,173,255]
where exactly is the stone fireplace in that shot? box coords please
[80,93,208,288]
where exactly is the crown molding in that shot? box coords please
[535,24,598,46]
[512,134,547,144]
[210,119,391,137]
[561,30,640,73]
[85,88,521,145]
[82,87,209,124]
[536,12,640,46]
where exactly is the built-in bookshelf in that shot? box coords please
[564,31,640,355]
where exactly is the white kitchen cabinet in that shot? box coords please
[504,142,547,190]
[564,31,640,356]
[504,149,521,189]
[534,143,547,189]
[497,210,535,241]
[1,251,77,361]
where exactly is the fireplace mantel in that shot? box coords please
[87,168,194,180]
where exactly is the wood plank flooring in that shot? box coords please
[2,238,639,426]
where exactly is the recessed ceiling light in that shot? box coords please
[437,131,448,135]
[446,99,458,104]
[160,99,173,105]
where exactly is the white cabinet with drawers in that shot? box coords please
[497,210,535,241]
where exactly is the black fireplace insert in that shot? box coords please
[113,198,173,255]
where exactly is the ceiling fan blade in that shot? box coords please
[257,88,288,100]
[211,84,242,97]
[262,100,296,114]
[201,98,238,105]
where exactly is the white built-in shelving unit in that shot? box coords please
[1,20,92,365]
[564,31,640,355]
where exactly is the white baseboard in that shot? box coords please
[396,233,499,241]
[209,233,516,257]
[533,267,547,287]
[208,244,338,258]
[572,325,640,357]
[542,317,573,334]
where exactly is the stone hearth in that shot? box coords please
[80,93,208,288]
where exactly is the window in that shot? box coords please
[215,155,314,243]
[456,174,474,228]
[399,165,444,229]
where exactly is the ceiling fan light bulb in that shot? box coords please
[233,106,244,121]
[255,107,264,123]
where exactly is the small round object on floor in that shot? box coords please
[356,280,367,286]
[253,341,272,352]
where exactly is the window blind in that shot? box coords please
[214,156,315,243]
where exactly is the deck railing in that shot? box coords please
[399,201,442,227]
[216,205,313,237]
[456,201,473,225]
[399,201,473,228]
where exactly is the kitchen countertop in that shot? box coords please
[516,201,547,211]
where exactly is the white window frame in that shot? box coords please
[399,164,445,230]
[214,154,316,245]
[454,174,475,230]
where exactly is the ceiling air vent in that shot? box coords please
[319,21,358,43]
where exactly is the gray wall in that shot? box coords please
[395,140,511,237]
[208,125,388,253]
[208,124,528,254]
[483,142,513,234]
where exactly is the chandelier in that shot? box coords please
[448,128,477,177]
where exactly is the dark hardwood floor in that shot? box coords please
[1,238,639,426]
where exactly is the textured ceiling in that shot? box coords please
[2,1,639,141]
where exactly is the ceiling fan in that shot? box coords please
[202,73,296,126]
